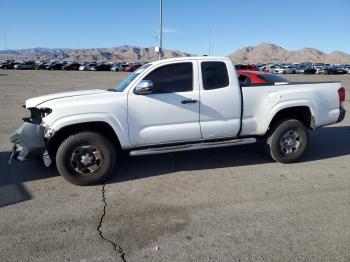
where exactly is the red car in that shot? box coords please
[124,63,142,72]
[237,70,289,86]
[235,64,258,71]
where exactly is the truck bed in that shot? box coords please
[240,81,343,136]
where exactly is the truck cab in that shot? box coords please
[123,57,242,146]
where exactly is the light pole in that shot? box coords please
[4,33,8,60]
[209,29,212,56]
[159,0,163,60]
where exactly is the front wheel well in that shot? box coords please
[47,121,121,156]
[268,106,314,131]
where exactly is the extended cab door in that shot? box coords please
[127,61,201,146]
[199,60,242,139]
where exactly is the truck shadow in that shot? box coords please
[303,125,350,161]
[0,154,57,207]
[110,125,350,184]
[0,125,349,196]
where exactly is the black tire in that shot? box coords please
[266,119,308,163]
[56,132,116,186]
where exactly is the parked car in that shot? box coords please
[62,62,81,71]
[36,62,51,70]
[9,56,346,185]
[110,63,125,72]
[35,61,46,70]
[324,67,347,75]
[237,70,289,85]
[14,61,36,70]
[235,64,258,71]
[79,62,97,71]
[303,67,317,74]
[90,63,113,71]
[46,62,65,70]
[274,66,295,74]
[0,61,21,69]
[124,63,142,72]
[345,66,350,74]
[314,66,325,74]
[268,65,278,73]
[294,65,307,74]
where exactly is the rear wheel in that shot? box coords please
[266,119,308,163]
[56,132,116,185]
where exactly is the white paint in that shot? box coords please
[25,56,343,150]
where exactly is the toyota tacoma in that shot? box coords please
[10,57,346,185]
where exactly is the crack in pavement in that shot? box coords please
[97,184,127,262]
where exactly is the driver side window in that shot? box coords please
[143,62,193,93]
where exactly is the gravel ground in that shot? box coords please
[0,70,349,262]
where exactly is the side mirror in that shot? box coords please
[134,80,153,95]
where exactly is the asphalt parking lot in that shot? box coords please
[0,70,350,262]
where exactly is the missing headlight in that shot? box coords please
[23,108,52,124]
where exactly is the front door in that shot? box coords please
[128,61,201,146]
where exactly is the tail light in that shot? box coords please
[338,87,345,107]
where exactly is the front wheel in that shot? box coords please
[266,119,308,163]
[56,132,116,185]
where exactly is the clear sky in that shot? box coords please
[1,0,349,55]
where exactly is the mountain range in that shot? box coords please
[0,46,191,62]
[228,43,350,64]
[1,43,350,64]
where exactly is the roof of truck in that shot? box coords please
[151,56,230,65]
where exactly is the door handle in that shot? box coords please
[181,99,198,104]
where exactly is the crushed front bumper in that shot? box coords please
[9,122,46,162]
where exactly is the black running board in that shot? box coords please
[129,138,256,156]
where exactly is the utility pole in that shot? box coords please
[4,33,7,50]
[4,33,7,60]
[159,0,163,60]
[208,29,213,56]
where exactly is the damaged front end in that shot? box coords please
[9,107,53,166]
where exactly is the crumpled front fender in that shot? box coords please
[9,122,46,161]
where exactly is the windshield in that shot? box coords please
[114,63,152,92]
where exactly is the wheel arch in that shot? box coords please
[268,105,315,132]
[47,121,122,156]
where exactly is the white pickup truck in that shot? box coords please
[10,57,346,185]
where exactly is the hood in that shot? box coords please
[26,89,108,108]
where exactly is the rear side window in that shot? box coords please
[201,62,229,90]
[238,75,252,86]
[143,62,193,93]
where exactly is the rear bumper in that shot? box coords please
[337,107,346,123]
[9,122,46,161]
